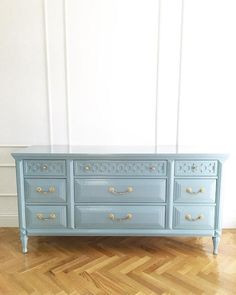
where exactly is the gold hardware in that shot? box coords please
[36,186,56,194]
[108,213,132,221]
[41,164,48,170]
[108,186,133,195]
[36,213,56,220]
[191,164,197,171]
[185,214,204,221]
[149,165,156,171]
[186,187,205,194]
[84,165,91,171]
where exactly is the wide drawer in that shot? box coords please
[75,206,165,229]
[173,205,215,229]
[25,179,66,203]
[174,179,216,203]
[74,179,166,203]
[175,161,218,177]
[74,160,167,177]
[24,160,66,176]
[26,206,67,229]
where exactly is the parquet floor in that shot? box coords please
[0,229,235,295]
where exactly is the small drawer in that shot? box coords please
[173,205,215,229]
[74,179,166,203]
[175,161,218,177]
[174,179,216,203]
[25,179,66,203]
[26,206,67,229]
[75,206,165,229]
[74,160,167,177]
[24,160,66,176]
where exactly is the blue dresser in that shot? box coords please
[12,146,227,254]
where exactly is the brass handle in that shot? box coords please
[108,213,133,221]
[191,164,197,171]
[41,164,48,170]
[84,165,91,171]
[36,186,56,194]
[185,214,204,221]
[186,187,205,195]
[36,213,56,220]
[108,186,133,195]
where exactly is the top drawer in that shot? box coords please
[74,160,167,177]
[24,160,66,176]
[175,160,218,177]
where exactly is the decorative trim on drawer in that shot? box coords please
[25,179,67,203]
[174,179,216,203]
[175,161,218,176]
[24,160,66,176]
[26,206,67,229]
[75,205,166,229]
[74,160,167,176]
[173,206,215,230]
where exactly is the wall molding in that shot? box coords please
[0,215,18,227]
[63,0,71,146]
[43,0,53,145]
[155,0,161,152]
[176,0,184,153]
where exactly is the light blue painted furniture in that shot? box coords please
[12,146,227,254]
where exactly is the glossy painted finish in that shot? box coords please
[174,179,216,203]
[173,205,215,230]
[24,160,66,176]
[26,205,67,229]
[74,178,166,203]
[75,205,165,229]
[175,160,218,176]
[12,145,227,254]
[25,179,67,203]
[74,160,167,177]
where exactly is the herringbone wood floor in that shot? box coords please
[0,229,235,295]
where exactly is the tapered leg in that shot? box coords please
[20,230,28,254]
[212,236,220,255]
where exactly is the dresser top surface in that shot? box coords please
[11,145,228,160]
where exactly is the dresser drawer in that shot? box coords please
[74,179,166,203]
[26,206,67,229]
[173,205,215,229]
[24,160,66,176]
[75,206,165,229]
[174,179,216,203]
[74,160,167,177]
[25,179,66,203]
[175,161,218,177]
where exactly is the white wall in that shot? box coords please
[0,0,235,227]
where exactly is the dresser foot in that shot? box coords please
[212,236,220,255]
[20,230,28,254]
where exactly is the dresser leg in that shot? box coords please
[212,236,220,255]
[20,230,28,254]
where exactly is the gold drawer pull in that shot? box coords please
[41,164,48,170]
[186,187,205,194]
[149,165,156,172]
[108,186,133,195]
[36,186,56,194]
[185,214,204,221]
[36,213,56,220]
[84,165,91,171]
[108,213,133,221]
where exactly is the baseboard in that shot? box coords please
[0,215,18,227]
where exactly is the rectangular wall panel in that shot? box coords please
[67,0,159,146]
[0,0,49,145]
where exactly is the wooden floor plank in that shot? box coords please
[0,228,236,294]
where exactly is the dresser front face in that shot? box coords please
[14,154,223,243]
